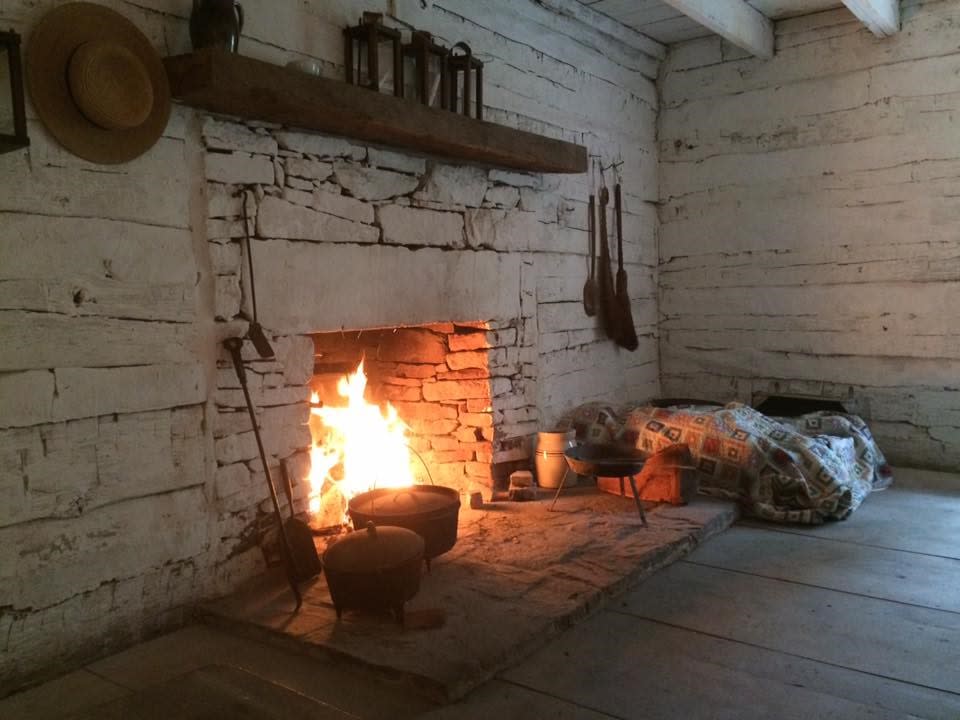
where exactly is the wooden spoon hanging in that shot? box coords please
[583,194,597,317]
[597,185,620,341]
[614,183,639,351]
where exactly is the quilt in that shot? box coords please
[558,402,893,524]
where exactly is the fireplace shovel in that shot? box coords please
[279,459,322,581]
[223,337,311,610]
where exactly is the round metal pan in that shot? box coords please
[564,444,646,478]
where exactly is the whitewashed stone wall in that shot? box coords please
[658,0,960,471]
[0,0,660,694]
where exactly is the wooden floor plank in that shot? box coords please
[686,525,960,613]
[742,486,960,560]
[620,562,960,694]
[507,610,955,719]
[418,679,621,720]
[0,670,129,720]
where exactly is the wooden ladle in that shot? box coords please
[583,194,597,317]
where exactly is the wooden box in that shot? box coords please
[596,444,698,506]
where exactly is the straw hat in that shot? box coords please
[26,2,170,164]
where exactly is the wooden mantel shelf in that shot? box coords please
[164,49,587,174]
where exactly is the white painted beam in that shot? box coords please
[536,0,667,61]
[660,0,774,59]
[841,0,900,37]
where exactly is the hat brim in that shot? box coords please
[26,2,171,165]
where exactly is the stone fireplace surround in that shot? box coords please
[205,115,574,554]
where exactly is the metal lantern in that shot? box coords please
[0,29,28,154]
[343,12,402,97]
[447,41,483,120]
[401,31,448,109]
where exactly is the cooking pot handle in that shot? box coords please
[365,520,377,537]
[368,447,433,495]
[405,445,435,485]
[364,445,437,514]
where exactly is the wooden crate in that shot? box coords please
[596,444,698,506]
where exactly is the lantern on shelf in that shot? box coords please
[401,30,448,109]
[343,12,402,97]
[447,41,483,120]
[0,29,28,154]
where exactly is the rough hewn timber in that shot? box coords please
[164,50,587,174]
[659,1,960,471]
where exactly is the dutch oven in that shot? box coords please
[322,522,424,624]
[348,485,460,567]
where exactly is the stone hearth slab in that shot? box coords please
[199,492,737,702]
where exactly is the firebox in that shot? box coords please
[306,323,499,527]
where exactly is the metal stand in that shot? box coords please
[548,467,573,512]
[626,474,648,526]
[550,469,647,526]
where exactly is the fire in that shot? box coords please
[307,360,417,520]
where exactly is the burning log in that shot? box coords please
[307,360,420,524]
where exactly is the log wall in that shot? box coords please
[0,0,661,693]
[658,0,960,471]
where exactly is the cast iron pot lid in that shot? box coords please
[323,522,424,574]
[349,485,460,518]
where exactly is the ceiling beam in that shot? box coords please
[536,0,667,61]
[841,0,900,37]
[660,0,774,58]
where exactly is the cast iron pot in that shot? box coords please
[322,522,424,624]
[348,485,460,567]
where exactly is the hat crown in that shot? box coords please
[26,2,172,164]
[67,40,154,131]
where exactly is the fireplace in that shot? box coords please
[199,112,654,577]
[203,114,550,558]
[305,323,498,527]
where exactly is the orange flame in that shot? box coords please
[308,360,416,520]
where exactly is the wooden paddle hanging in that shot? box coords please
[595,163,620,342]
[583,181,597,317]
[614,181,639,351]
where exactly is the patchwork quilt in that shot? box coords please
[558,402,893,524]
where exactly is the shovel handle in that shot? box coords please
[222,336,303,611]
[279,459,296,520]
